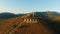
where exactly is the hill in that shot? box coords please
[0,11,60,34]
[0,12,24,20]
[0,11,60,20]
[34,11,60,18]
[0,16,54,34]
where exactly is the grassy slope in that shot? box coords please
[0,16,60,34]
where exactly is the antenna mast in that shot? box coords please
[32,9,36,17]
[33,12,35,17]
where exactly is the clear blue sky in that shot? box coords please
[0,0,60,14]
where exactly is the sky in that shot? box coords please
[0,0,60,14]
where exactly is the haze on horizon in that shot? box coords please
[0,0,60,14]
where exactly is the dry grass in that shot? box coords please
[0,16,59,34]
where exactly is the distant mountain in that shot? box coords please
[0,11,60,20]
[34,11,60,19]
[17,14,24,16]
[0,12,24,20]
[0,13,18,20]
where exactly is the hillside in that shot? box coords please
[0,12,60,34]
[0,16,54,34]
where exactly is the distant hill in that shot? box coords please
[33,11,60,19]
[0,11,60,20]
[16,14,24,16]
[0,12,24,20]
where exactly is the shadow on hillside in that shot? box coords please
[39,19,60,34]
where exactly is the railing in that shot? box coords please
[23,19,38,23]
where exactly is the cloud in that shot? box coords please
[0,9,25,14]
